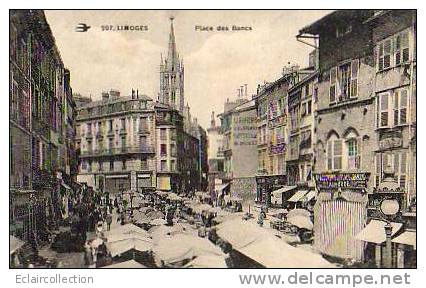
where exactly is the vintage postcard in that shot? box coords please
[9,9,416,270]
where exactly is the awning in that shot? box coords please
[392,230,416,249]
[106,174,129,179]
[271,186,297,197]
[61,182,72,190]
[355,220,403,244]
[101,259,146,268]
[301,190,316,202]
[215,183,230,192]
[288,190,309,202]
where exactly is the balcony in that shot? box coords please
[80,146,155,158]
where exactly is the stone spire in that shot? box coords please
[167,17,177,69]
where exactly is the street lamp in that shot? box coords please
[380,198,400,268]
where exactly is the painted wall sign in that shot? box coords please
[314,173,370,189]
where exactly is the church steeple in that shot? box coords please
[168,17,177,69]
[159,16,185,114]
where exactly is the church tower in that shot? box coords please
[159,17,184,113]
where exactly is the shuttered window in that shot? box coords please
[379,93,390,128]
[329,67,337,104]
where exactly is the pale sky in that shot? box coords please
[45,10,331,129]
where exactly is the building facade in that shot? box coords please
[10,10,77,241]
[219,97,258,202]
[76,90,157,195]
[298,10,416,266]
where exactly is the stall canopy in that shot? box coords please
[106,238,153,257]
[237,235,335,268]
[271,186,297,198]
[301,190,316,202]
[355,219,403,244]
[392,230,416,249]
[10,235,25,255]
[183,254,228,268]
[288,190,309,202]
[101,259,146,268]
[153,233,224,265]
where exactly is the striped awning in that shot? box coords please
[302,190,316,202]
[288,190,309,202]
[271,186,297,197]
[355,220,403,244]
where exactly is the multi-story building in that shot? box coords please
[298,10,378,261]
[218,96,258,202]
[254,67,301,206]
[154,103,183,193]
[298,10,416,267]
[207,111,226,196]
[76,90,157,195]
[364,9,416,268]
[10,10,77,242]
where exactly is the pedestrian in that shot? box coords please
[106,213,112,231]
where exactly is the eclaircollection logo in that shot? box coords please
[75,23,91,32]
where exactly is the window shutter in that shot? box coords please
[378,43,384,71]
[375,153,381,186]
[401,32,410,63]
[395,34,401,66]
[329,67,337,103]
[351,59,359,97]
[384,39,392,69]
[334,140,342,170]
[393,90,399,126]
[380,93,389,127]
[327,141,333,170]
[400,89,408,124]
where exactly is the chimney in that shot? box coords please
[211,111,216,127]
[131,89,135,99]
[257,84,261,94]
[137,89,139,99]
[102,92,109,101]
[240,86,244,98]
[244,84,248,96]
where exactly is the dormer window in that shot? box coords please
[336,24,352,38]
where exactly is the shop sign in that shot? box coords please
[268,114,287,128]
[314,173,370,189]
[270,143,286,154]
[379,131,402,150]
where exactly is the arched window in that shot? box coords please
[326,131,342,171]
[344,128,360,170]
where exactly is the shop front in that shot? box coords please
[255,174,287,207]
[313,172,370,261]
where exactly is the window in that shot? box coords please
[140,135,147,148]
[161,160,167,171]
[378,92,390,128]
[329,67,337,103]
[378,30,410,71]
[393,88,408,126]
[171,160,176,171]
[336,25,352,38]
[141,158,148,170]
[338,62,351,101]
[160,128,167,140]
[139,117,147,131]
[160,144,167,156]
[87,140,92,152]
[351,59,359,97]
[88,160,92,172]
[87,123,92,135]
[170,143,176,156]
[110,161,114,171]
[99,161,103,171]
[122,160,126,170]
[120,118,126,130]
[121,136,126,150]
[109,119,113,132]
[327,138,342,171]
[378,89,409,128]
[378,39,392,71]
[375,151,407,189]
[347,138,360,170]
[108,138,113,151]
[395,32,410,65]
